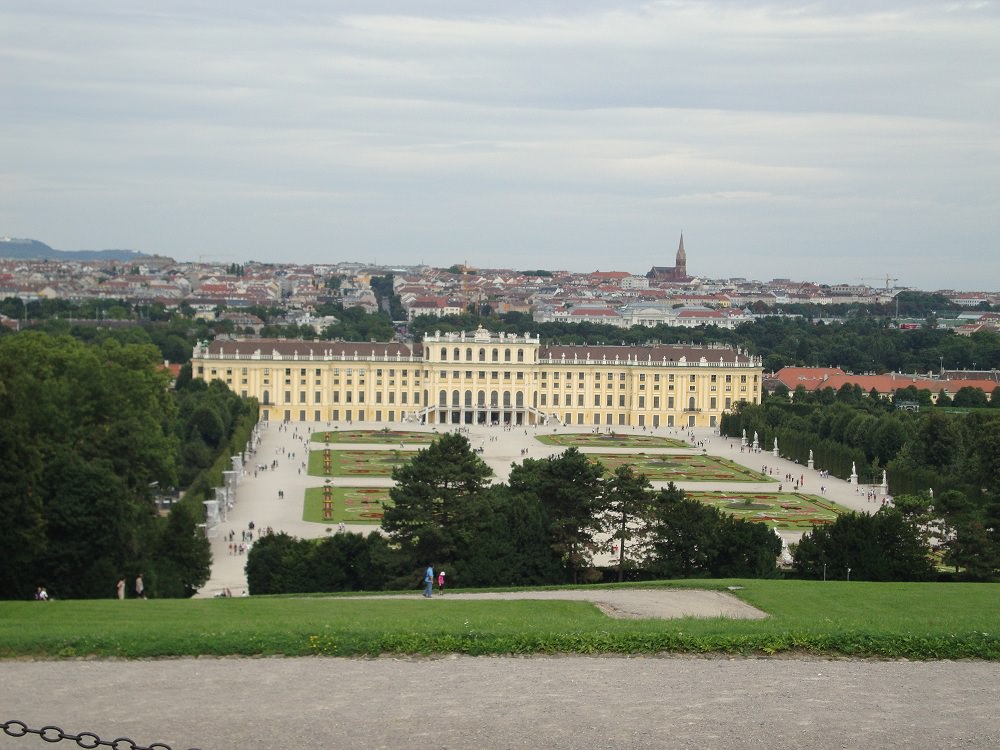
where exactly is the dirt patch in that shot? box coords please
[357,588,767,620]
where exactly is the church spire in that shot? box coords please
[675,232,686,277]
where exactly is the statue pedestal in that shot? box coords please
[772,448,779,457]
[850,473,858,485]
[808,459,814,470]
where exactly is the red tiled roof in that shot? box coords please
[773,367,846,390]
[571,308,620,317]
[774,367,997,396]
[677,309,724,318]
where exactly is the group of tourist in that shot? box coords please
[112,574,145,600]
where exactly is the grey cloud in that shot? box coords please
[0,1,997,289]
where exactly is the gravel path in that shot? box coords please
[2,657,998,749]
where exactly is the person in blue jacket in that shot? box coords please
[423,565,434,598]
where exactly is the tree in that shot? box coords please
[450,486,562,587]
[793,509,935,581]
[508,448,606,583]
[37,447,141,598]
[0,333,179,599]
[153,501,212,597]
[600,464,653,581]
[381,433,493,573]
[969,418,1000,491]
[870,417,908,464]
[644,484,721,578]
[0,387,46,597]
[903,411,964,473]
[712,517,782,578]
[952,386,989,409]
[245,533,314,594]
[311,531,394,591]
[944,519,999,580]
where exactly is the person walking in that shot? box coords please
[437,570,446,595]
[423,565,434,598]
[135,573,145,599]
[116,577,125,600]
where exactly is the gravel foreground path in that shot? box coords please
[2,657,998,750]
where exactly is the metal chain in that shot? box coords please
[1,720,200,750]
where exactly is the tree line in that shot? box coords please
[722,388,1000,579]
[0,331,256,600]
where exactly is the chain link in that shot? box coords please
[1,720,199,750]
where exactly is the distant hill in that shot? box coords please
[0,237,157,262]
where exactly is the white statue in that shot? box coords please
[809,449,814,461]
[773,437,778,450]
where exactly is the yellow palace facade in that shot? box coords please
[191,327,762,428]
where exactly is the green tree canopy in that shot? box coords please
[0,333,180,598]
[793,509,935,582]
[508,447,606,583]
[381,432,493,573]
[643,484,779,579]
[600,464,653,581]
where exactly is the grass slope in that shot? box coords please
[1,580,998,660]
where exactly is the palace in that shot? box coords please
[191,327,762,428]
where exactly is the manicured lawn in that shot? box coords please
[536,432,689,449]
[303,486,391,524]
[311,429,436,445]
[1,580,997,660]
[307,448,416,477]
[687,491,848,529]
[589,453,774,482]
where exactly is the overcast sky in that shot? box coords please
[2,1,998,290]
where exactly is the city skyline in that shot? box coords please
[2,2,998,290]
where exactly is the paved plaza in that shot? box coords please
[199,421,881,597]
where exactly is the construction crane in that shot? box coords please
[856,276,903,319]
[856,275,900,292]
